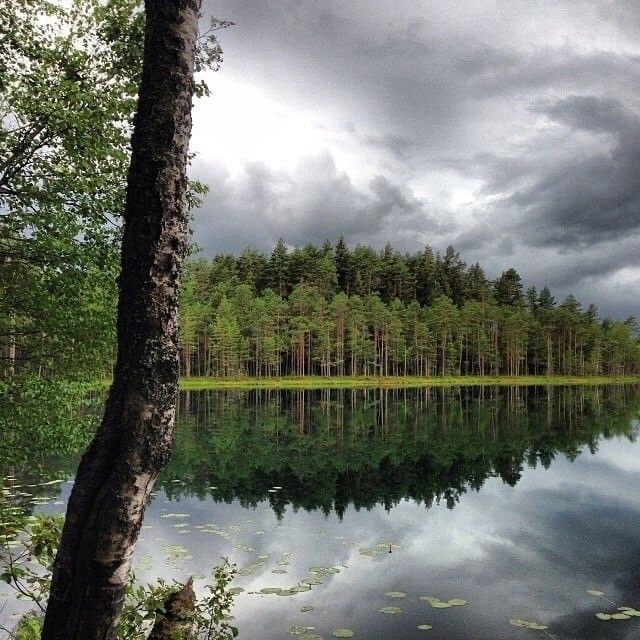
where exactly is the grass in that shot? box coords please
[179,375,640,391]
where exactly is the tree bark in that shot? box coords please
[41,1,201,638]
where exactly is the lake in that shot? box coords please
[2,385,640,639]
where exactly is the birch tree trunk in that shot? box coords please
[41,1,201,638]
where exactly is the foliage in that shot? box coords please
[0,514,237,640]
[179,241,640,379]
[0,0,144,381]
[118,561,237,640]
[0,0,229,384]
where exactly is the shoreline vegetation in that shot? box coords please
[177,374,640,391]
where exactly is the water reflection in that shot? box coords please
[2,385,640,639]
[163,386,640,516]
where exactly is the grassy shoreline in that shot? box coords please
[178,375,640,391]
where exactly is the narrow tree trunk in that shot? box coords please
[41,2,201,639]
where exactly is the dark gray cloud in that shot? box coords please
[192,0,640,317]
[191,152,449,254]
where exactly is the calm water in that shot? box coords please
[2,385,640,639]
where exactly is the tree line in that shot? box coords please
[179,239,640,378]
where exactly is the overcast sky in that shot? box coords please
[190,0,640,319]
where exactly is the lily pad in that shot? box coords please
[300,634,322,640]
[290,585,312,593]
[300,605,315,612]
[595,613,611,620]
[447,598,468,606]
[509,619,548,630]
[260,587,283,594]
[385,591,407,598]
[332,630,354,637]
[229,587,245,595]
[417,624,433,630]
[288,626,308,635]
[379,606,403,614]
[611,613,631,620]
[587,590,605,596]
[430,602,452,609]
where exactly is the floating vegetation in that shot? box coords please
[417,624,433,630]
[134,553,153,571]
[587,589,640,622]
[300,605,315,612]
[289,625,315,635]
[509,619,548,631]
[379,606,403,614]
[595,608,640,621]
[160,513,189,518]
[271,569,288,574]
[233,543,255,552]
[238,555,269,576]
[299,634,322,640]
[331,630,354,637]
[161,543,190,566]
[421,596,467,608]
[385,591,407,598]
[290,585,312,593]
[448,599,468,606]
[229,587,245,595]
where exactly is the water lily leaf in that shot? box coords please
[618,607,640,616]
[611,613,631,620]
[385,591,407,598]
[527,623,548,630]
[510,619,529,627]
[299,634,322,640]
[417,624,433,630]
[509,619,548,630]
[271,569,288,574]
[430,602,452,608]
[260,587,283,594]
[289,625,310,636]
[300,605,315,612]
[587,590,605,596]
[290,585,312,593]
[419,596,441,603]
[378,606,403,614]
[229,587,245,595]
[447,599,468,606]
[332,630,354,638]
[595,613,611,620]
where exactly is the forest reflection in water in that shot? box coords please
[162,385,640,515]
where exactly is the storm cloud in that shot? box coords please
[191,0,640,318]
